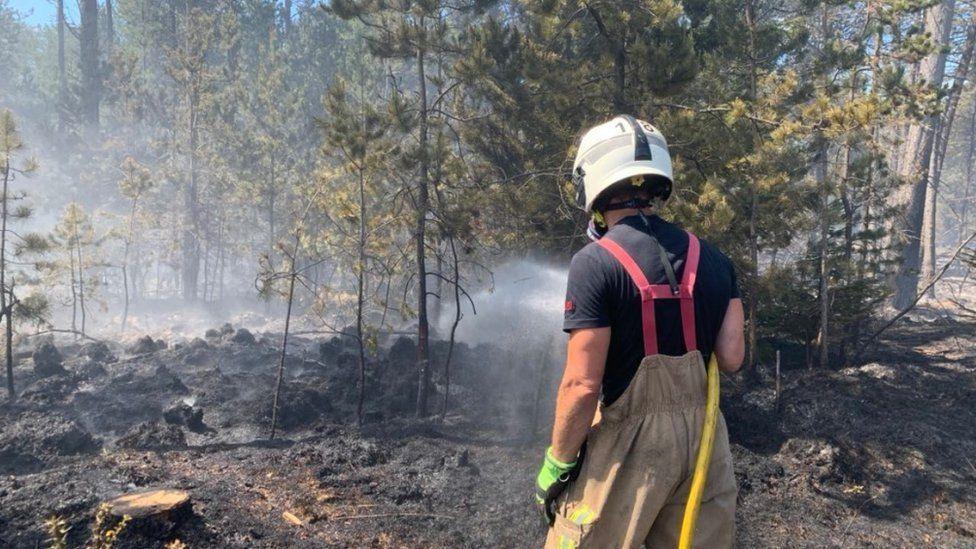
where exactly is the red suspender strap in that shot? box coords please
[596,231,701,356]
[596,237,659,356]
[681,233,700,352]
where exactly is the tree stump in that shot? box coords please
[106,489,190,518]
[103,489,192,539]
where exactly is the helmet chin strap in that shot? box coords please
[601,197,652,212]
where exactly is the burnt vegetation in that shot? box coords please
[0,0,976,547]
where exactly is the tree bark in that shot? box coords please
[267,154,276,273]
[743,0,761,383]
[270,233,300,440]
[415,23,432,417]
[106,0,116,53]
[76,235,87,336]
[815,143,830,369]
[182,85,201,302]
[441,236,462,417]
[962,97,976,244]
[283,0,292,35]
[57,0,67,137]
[121,195,137,332]
[893,0,956,309]
[79,0,101,131]
[356,156,367,426]
[747,190,758,378]
[1,162,12,398]
[922,20,976,296]
[69,238,77,334]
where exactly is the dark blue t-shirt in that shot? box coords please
[563,215,740,405]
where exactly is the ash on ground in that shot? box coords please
[1,319,975,548]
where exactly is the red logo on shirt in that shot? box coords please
[564,300,575,313]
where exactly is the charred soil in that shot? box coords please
[1,319,975,548]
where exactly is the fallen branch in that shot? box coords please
[947,297,976,318]
[860,229,976,353]
[331,513,455,521]
[25,329,104,343]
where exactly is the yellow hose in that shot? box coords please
[678,354,720,549]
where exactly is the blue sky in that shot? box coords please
[8,0,79,27]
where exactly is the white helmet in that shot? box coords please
[572,115,673,213]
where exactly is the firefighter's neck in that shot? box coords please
[605,206,656,228]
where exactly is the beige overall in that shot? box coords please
[546,232,737,549]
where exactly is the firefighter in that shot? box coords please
[536,115,744,548]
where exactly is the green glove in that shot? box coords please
[535,446,577,505]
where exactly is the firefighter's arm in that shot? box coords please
[550,327,610,463]
[714,298,745,372]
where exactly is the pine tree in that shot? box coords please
[328,0,496,416]
[317,71,392,425]
[117,156,153,332]
[0,110,45,398]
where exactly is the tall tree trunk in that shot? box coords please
[121,197,139,333]
[860,2,883,277]
[76,237,87,337]
[283,0,292,35]
[921,20,976,296]
[893,0,955,309]
[69,243,77,334]
[79,0,101,132]
[268,155,276,270]
[269,233,299,440]
[218,220,226,301]
[106,0,116,53]
[356,163,367,426]
[747,191,758,377]
[962,96,976,244]
[743,0,760,383]
[815,143,830,369]
[441,236,462,417]
[1,163,12,399]
[4,289,12,401]
[182,88,201,302]
[57,0,67,137]
[415,25,432,418]
[840,77,857,264]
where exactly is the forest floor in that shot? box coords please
[1,313,975,548]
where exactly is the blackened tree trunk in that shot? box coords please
[270,232,300,440]
[356,156,367,426]
[415,26,432,417]
[441,236,462,417]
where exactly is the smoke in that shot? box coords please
[436,260,569,439]
[441,259,568,362]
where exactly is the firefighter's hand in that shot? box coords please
[535,447,576,524]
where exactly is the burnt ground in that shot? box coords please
[1,318,975,548]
